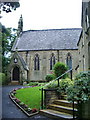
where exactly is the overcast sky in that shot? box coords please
[1,0,82,31]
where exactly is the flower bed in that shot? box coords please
[9,87,39,117]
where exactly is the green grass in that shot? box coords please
[15,86,43,109]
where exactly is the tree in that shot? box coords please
[0,2,20,13]
[53,62,68,78]
[1,24,17,73]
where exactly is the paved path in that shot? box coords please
[2,85,55,120]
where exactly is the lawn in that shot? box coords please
[15,86,43,109]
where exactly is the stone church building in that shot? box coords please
[8,27,81,83]
[78,0,90,72]
[8,0,90,84]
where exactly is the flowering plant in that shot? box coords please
[32,108,38,113]
[15,98,21,103]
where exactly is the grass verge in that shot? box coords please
[15,86,43,109]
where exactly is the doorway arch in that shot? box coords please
[12,66,20,81]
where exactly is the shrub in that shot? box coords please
[53,62,68,78]
[45,78,73,90]
[57,78,73,95]
[28,108,32,112]
[67,71,90,102]
[27,82,39,86]
[45,74,55,82]
[38,82,47,86]
[24,79,30,84]
[45,80,58,89]
[0,73,7,85]
[19,102,25,106]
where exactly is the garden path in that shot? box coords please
[2,85,54,120]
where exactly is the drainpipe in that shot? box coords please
[26,51,29,81]
[57,50,59,62]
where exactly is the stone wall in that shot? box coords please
[18,49,78,81]
[78,30,90,72]
[43,89,60,107]
[78,0,90,72]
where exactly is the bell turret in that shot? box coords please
[17,15,23,36]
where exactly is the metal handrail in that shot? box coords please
[44,68,73,88]
[40,68,73,109]
[40,68,76,119]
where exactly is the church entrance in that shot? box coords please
[12,66,20,81]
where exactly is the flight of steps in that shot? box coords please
[40,95,77,120]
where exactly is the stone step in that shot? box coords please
[40,109,75,120]
[48,104,77,115]
[53,100,77,108]
[8,81,19,85]
[61,95,67,100]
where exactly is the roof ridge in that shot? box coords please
[22,28,82,33]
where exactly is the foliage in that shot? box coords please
[26,82,47,87]
[53,62,68,78]
[0,2,20,13]
[38,82,47,86]
[27,82,39,86]
[27,108,32,112]
[67,71,90,102]
[45,77,73,90]
[57,78,74,95]
[15,86,42,109]
[45,77,73,94]
[0,72,8,85]
[19,102,24,106]
[23,79,30,84]
[45,74,55,82]
[1,25,17,73]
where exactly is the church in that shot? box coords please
[8,0,90,84]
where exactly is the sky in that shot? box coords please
[1,0,82,31]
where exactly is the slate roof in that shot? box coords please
[12,28,82,51]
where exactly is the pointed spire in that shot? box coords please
[17,14,23,37]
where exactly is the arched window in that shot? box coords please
[66,53,72,79]
[66,53,72,69]
[50,53,56,70]
[88,42,90,69]
[34,54,40,70]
